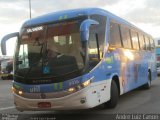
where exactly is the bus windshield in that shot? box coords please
[15,18,86,84]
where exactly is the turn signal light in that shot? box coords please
[11,86,16,93]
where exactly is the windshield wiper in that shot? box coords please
[22,42,45,81]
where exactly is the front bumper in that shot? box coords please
[14,87,95,111]
[14,79,111,111]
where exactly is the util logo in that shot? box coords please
[29,86,40,93]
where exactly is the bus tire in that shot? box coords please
[104,80,119,109]
[143,71,151,89]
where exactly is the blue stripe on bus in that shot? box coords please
[13,75,91,93]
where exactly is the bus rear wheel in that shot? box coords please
[143,71,151,89]
[104,80,119,109]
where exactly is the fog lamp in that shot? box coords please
[68,87,76,92]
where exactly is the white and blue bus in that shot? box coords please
[1,8,157,111]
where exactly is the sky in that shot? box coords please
[0,0,160,56]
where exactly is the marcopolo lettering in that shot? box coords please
[27,26,43,33]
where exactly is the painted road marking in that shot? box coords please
[0,106,15,111]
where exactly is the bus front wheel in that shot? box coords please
[104,80,119,109]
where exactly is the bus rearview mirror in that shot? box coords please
[80,19,99,42]
[1,32,19,55]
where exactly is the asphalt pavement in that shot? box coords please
[0,77,160,120]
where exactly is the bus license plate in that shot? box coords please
[38,102,51,108]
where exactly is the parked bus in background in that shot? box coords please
[0,58,13,80]
[156,46,160,75]
[1,8,156,111]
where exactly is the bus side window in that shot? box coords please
[145,36,150,51]
[150,38,155,51]
[88,33,100,67]
[139,34,145,50]
[131,30,139,50]
[109,21,122,47]
[120,25,132,49]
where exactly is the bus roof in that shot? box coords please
[22,8,105,27]
[22,8,152,37]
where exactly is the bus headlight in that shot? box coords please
[18,91,23,95]
[82,79,91,87]
[67,78,93,93]
[68,87,76,92]
[12,86,23,95]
